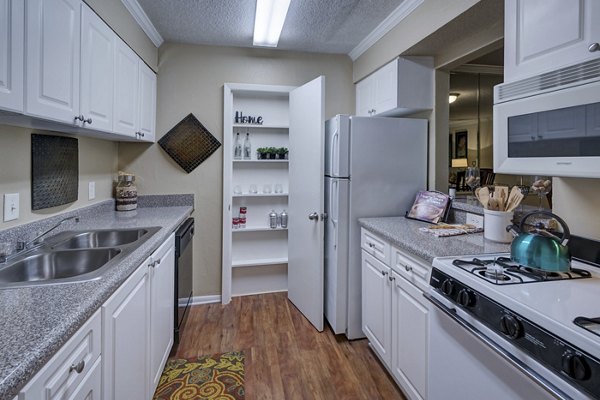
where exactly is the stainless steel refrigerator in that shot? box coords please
[324,115,427,339]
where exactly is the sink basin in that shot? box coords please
[0,248,121,284]
[53,229,149,249]
[0,226,160,289]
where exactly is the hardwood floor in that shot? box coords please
[170,292,406,400]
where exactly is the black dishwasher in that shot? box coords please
[175,218,194,344]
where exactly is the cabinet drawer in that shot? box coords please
[391,246,431,291]
[361,229,390,265]
[20,309,101,399]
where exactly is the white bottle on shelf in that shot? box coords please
[234,133,242,160]
[243,131,252,160]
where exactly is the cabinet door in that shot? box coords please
[113,38,138,137]
[288,76,325,332]
[361,250,391,366]
[373,59,397,116]
[504,0,600,82]
[138,61,156,142]
[80,4,114,133]
[0,0,24,112]
[355,76,374,117]
[102,262,150,400]
[149,241,175,393]
[25,0,80,124]
[391,272,428,400]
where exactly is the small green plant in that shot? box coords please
[256,147,267,159]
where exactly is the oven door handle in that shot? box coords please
[423,293,569,400]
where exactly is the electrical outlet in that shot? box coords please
[466,212,484,229]
[88,181,96,200]
[4,193,19,222]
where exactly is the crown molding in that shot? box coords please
[121,0,164,47]
[348,0,424,61]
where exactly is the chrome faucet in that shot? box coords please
[16,216,80,252]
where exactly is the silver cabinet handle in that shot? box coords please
[589,42,600,52]
[404,264,412,272]
[135,132,145,139]
[381,270,388,276]
[69,360,85,374]
[308,212,319,221]
[388,275,395,282]
[368,242,375,248]
[75,115,92,124]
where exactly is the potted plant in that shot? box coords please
[256,147,267,160]
[277,147,288,159]
[267,147,277,159]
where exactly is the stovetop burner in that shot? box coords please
[452,257,592,285]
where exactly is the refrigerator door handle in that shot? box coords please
[330,127,339,177]
[331,179,339,227]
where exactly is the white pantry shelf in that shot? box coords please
[233,193,288,198]
[232,257,289,268]
[233,123,289,129]
[233,159,288,164]
[233,226,288,233]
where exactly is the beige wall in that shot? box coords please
[118,43,354,297]
[84,0,158,70]
[553,178,600,240]
[0,125,118,229]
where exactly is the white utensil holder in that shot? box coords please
[484,209,514,243]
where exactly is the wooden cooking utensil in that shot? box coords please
[488,196,500,211]
[496,186,509,211]
[478,187,490,209]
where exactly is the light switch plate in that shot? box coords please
[4,193,19,222]
[88,181,96,200]
[466,212,484,229]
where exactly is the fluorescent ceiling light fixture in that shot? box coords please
[449,93,460,104]
[253,0,291,47]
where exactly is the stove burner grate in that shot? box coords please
[452,257,592,285]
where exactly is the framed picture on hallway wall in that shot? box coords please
[455,131,467,158]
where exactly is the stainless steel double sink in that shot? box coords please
[0,227,160,289]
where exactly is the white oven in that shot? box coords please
[493,59,600,178]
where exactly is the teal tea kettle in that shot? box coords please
[506,211,571,272]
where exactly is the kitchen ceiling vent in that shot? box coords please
[496,58,600,103]
[158,113,221,173]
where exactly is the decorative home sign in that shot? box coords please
[234,111,263,125]
[31,134,79,210]
[158,113,222,173]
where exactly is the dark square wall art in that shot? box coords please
[31,134,79,210]
[158,113,221,173]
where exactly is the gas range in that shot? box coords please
[429,253,600,399]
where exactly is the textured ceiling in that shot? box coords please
[136,0,406,53]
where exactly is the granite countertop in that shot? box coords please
[0,200,193,399]
[359,216,511,264]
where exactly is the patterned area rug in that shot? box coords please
[153,351,245,400]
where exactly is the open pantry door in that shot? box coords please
[288,76,325,331]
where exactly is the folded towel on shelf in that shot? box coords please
[419,223,483,237]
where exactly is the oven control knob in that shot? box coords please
[441,279,454,296]
[499,314,522,339]
[562,353,591,381]
[457,289,475,307]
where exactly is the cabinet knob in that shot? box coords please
[381,270,388,276]
[308,212,319,221]
[368,242,375,248]
[388,275,395,282]
[589,42,600,52]
[69,360,85,374]
[74,115,92,124]
[404,264,412,272]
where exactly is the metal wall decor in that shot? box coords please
[158,113,221,173]
[31,134,79,210]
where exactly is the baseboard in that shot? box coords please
[186,295,222,306]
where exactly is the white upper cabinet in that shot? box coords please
[26,0,81,124]
[114,38,156,142]
[355,57,433,117]
[113,38,139,138]
[0,0,24,113]
[504,0,600,82]
[138,61,157,141]
[80,3,114,132]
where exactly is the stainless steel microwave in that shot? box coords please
[493,60,600,178]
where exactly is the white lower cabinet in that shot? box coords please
[103,233,175,399]
[361,228,429,400]
[18,310,102,399]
